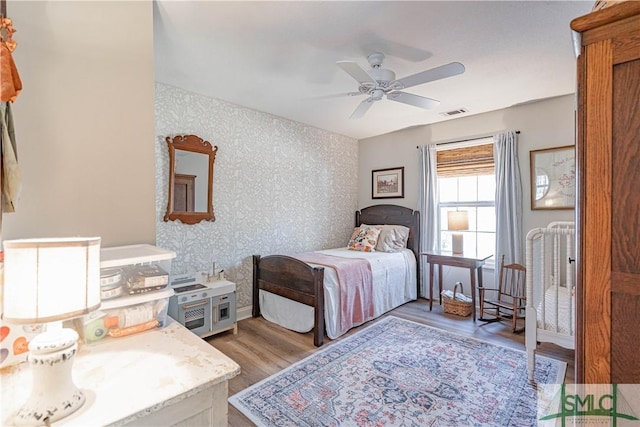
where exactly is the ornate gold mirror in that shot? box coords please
[164,134,218,225]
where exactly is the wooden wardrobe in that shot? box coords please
[572,2,640,384]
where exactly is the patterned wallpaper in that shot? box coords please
[155,83,358,309]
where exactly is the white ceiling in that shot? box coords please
[153,1,593,140]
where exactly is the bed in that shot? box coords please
[525,221,576,381]
[252,204,420,346]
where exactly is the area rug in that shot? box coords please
[229,316,566,426]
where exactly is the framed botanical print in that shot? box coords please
[372,167,404,199]
[530,145,575,210]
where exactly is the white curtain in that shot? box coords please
[494,131,523,277]
[418,144,439,297]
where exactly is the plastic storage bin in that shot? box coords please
[100,244,175,298]
[81,288,173,343]
[79,244,176,343]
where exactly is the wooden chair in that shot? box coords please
[478,254,526,333]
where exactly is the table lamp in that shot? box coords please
[2,237,101,426]
[447,211,468,254]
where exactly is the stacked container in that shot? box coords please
[80,244,176,343]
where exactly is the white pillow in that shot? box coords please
[361,224,410,252]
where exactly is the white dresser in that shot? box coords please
[0,318,240,426]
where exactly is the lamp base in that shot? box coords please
[14,328,85,426]
[452,233,464,254]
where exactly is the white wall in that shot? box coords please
[155,83,359,309]
[3,1,156,247]
[359,95,576,291]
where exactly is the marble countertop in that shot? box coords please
[0,318,241,426]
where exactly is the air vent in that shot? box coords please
[440,108,469,117]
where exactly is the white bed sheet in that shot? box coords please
[259,248,417,339]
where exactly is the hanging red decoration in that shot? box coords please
[0,16,22,102]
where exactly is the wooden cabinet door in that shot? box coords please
[610,56,640,383]
[572,2,640,384]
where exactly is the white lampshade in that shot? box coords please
[447,211,469,231]
[3,237,101,324]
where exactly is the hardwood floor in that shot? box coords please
[207,299,575,427]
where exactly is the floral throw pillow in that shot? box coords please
[347,226,381,252]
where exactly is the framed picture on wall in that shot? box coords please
[372,167,404,199]
[530,145,575,210]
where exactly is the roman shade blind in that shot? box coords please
[436,143,494,177]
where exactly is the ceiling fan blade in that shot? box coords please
[309,91,365,101]
[336,61,377,85]
[387,91,440,110]
[395,62,465,90]
[350,98,375,119]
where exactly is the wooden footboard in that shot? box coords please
[252,255,325,346]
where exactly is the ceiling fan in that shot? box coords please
[336,52,465,119]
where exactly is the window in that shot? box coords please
[436,141,496,263]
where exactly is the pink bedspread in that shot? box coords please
[295,252,374,336]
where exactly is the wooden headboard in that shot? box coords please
[355,204,421,294]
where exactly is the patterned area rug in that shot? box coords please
[229,316,566,426]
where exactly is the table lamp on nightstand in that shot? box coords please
[2,237,101,426]
[447,210,468,255]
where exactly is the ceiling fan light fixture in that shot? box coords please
[371,89,385,101]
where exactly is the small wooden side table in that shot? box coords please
[421,251,493,321]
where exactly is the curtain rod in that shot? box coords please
[416,130,520,149]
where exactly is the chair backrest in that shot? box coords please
[497,254,527,301]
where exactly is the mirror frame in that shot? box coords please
[164,134,218,225]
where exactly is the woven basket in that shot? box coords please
[442,282,472,317]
